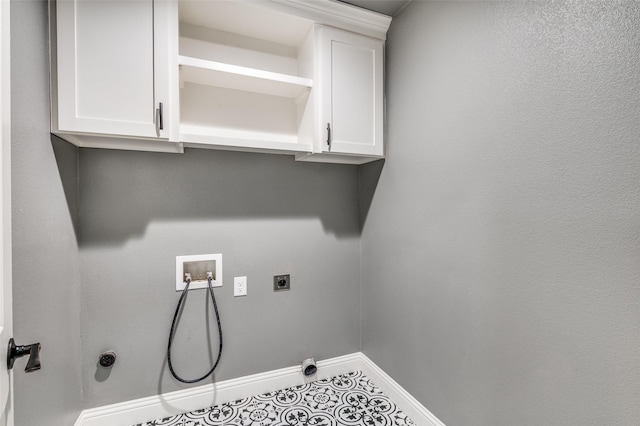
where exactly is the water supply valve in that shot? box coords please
[176,254,222,291]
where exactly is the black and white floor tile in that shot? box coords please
[135,371,416,426]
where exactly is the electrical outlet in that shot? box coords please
[234,276,247,297]
[273,274,290,291]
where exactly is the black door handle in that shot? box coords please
[7,338,41,372]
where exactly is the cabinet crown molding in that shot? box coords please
[265,0,392,40]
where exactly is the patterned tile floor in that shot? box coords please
[135,371,416,426]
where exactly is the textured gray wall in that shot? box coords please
[11,1,83,425]
[11,0,361,420]
[77,148,361,408]
[12,0,640,424]
[361,1,640,425]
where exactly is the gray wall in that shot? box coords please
[361,1,640,425]
[77,148,361,408]
[12,0,640,424]
[12,0,361,421]
[11,1,83,425]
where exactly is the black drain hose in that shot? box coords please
[167,275,223,383]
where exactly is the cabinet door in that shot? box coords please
[55,0,169,139]
[320,27,383,157]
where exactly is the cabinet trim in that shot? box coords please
[267,0,391,40]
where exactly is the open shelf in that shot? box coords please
[178,82,313,154]
[179,55,312,99]
[180,125,313,153]
[176,0,317,155]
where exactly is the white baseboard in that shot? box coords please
[357,354,446,426]
[75,352,444,426]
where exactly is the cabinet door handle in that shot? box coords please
[156,102,164,131]
[326,122,331,151]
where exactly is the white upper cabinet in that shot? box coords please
[297,26,384,164]
[50,0,390,162]
[52,0,176,151]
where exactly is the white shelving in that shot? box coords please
[178,55,312,99]
[50,0,391,162]
[177,1,316,154]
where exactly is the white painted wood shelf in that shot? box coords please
[178,55,312,99]
[179,125,312,154]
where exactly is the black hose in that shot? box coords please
[167,276,223,383]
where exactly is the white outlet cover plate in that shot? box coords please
[234,276,247,297]
[176,254,222,291]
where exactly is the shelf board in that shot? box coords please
[180,124,313,154]
[179,55,313,99]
